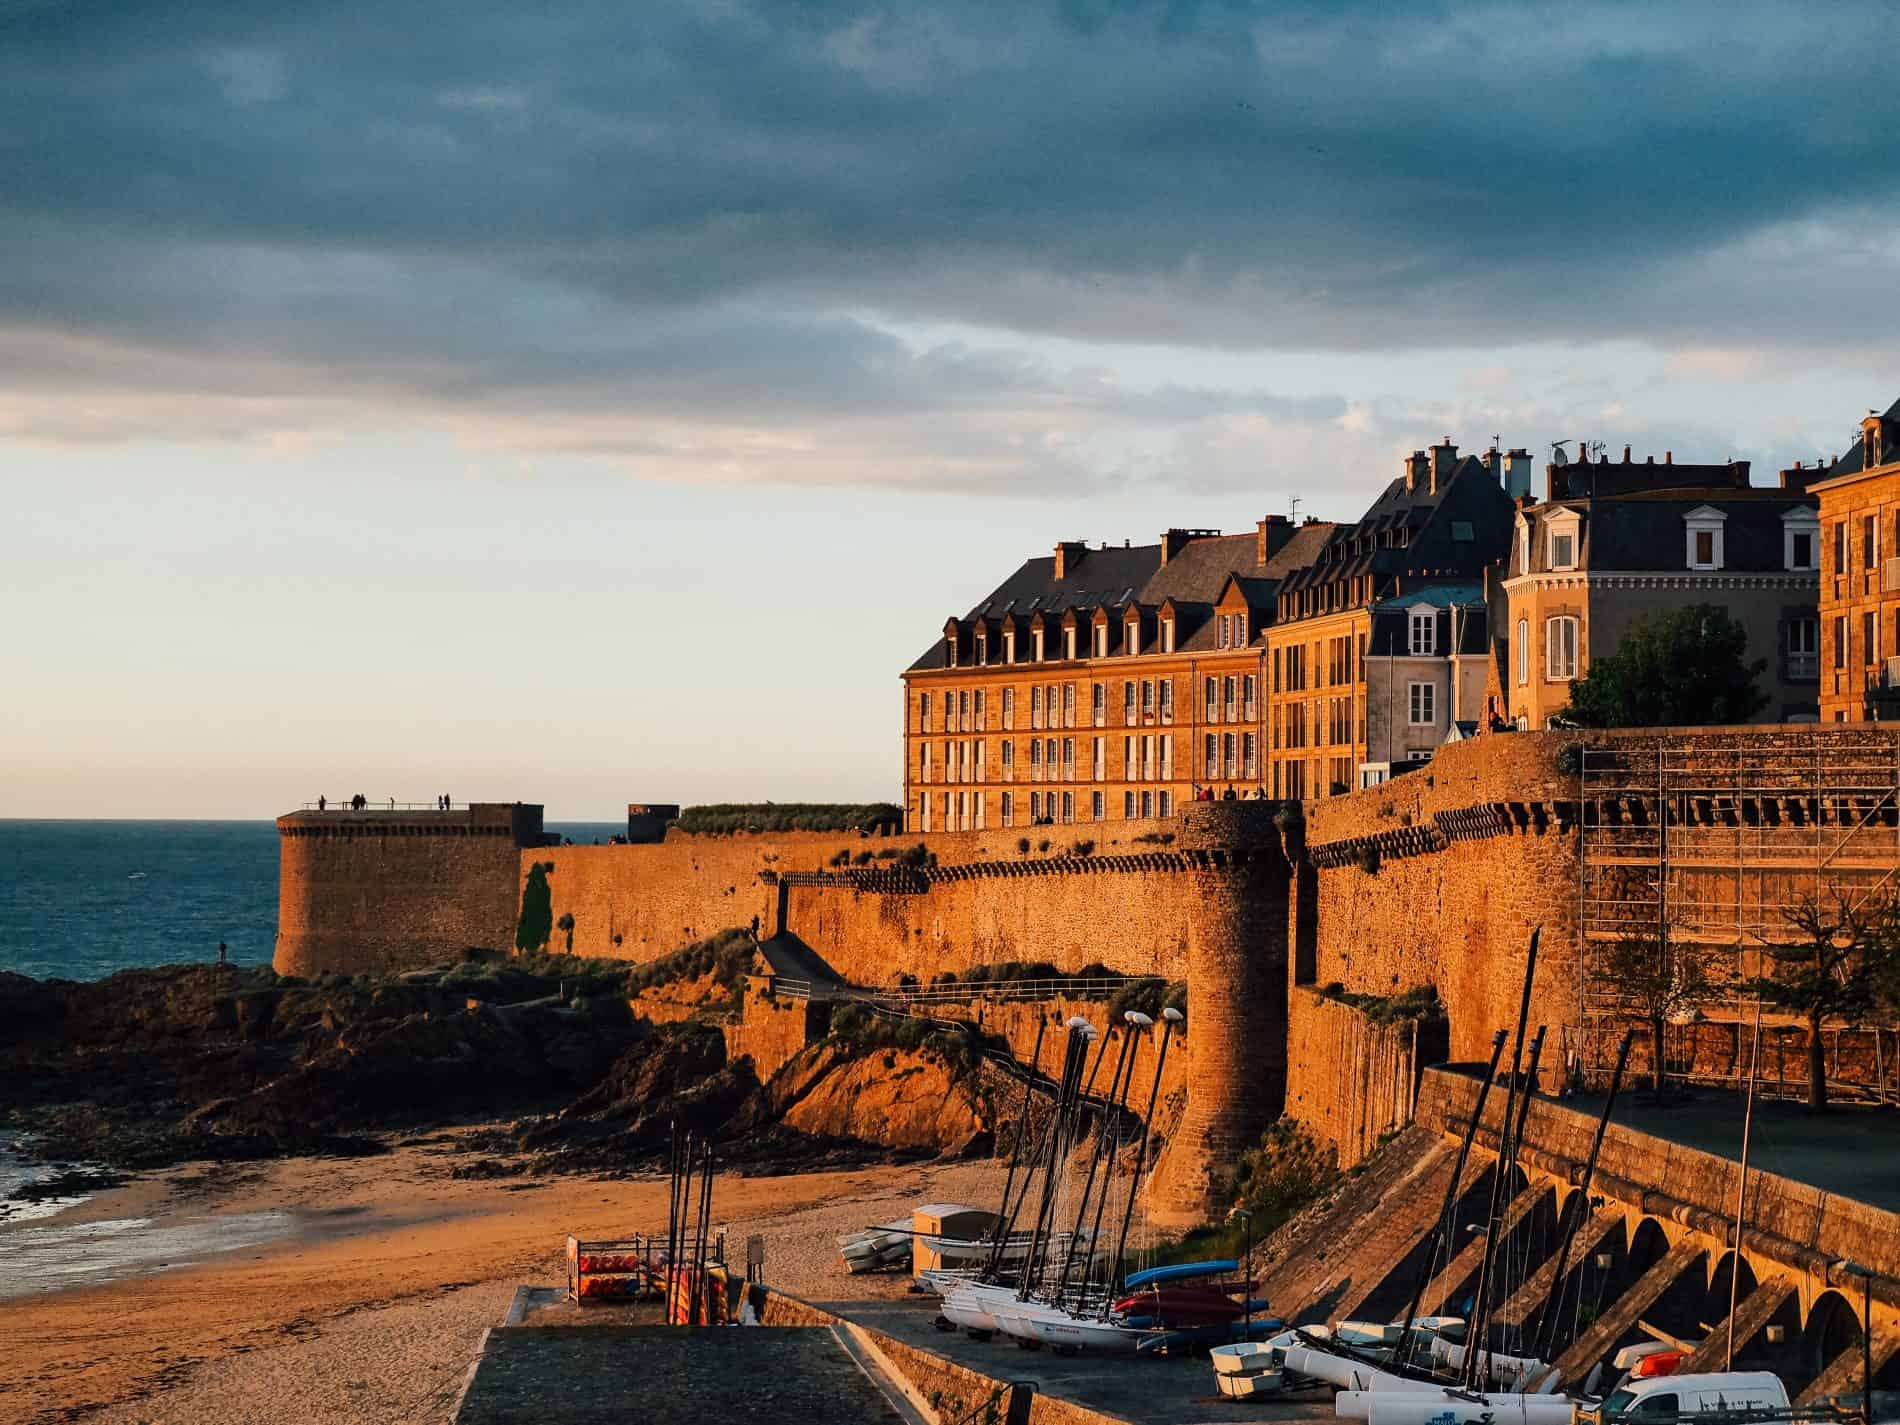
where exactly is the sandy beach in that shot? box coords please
[2,1131,1006,1425]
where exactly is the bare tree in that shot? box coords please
[1743,892,1896,1112]
[1601,931,1722,1097]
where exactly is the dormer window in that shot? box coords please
[1033,628,1044,661]
[975,630,987,664]
[1094,623,1108,658]
[1125,618,1140,656]
[1514,516,1530,575]
[1005,628,1017,663]
[1063,627,1077,660]
[1684,505,1727,571]
[1216,615,1231,649]
[1549,532,1575,570]
[1233,612,1248,645]
[1409,608,1436,656]
[1161,617,1175,653]
[1783,508,1820,572]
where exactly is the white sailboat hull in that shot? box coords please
[1336,1389,1575,1425]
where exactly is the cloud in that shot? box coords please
[3,0,1900,480]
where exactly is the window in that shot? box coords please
[1834,615,1847,669]
[1161,617,1175,653]
[921,744,931,782]
[1788,618,1818,681]
[1409,608,1436,656]
[1002,687,1015,729]
[1123,681,1137,724]
[1685,506,1727,570]
[1031,685,1044,729]
[1091,790,1104,821]
[1064,627,1077,660]
[1033,627,1045,661]
[1158,790,1173,817]
[1062,684,1076,727]
[975,631,987,665]
[1124,791,1136,818]
[1234,612,1248,645]
[1045,738,1057,779]
[974,740,985,783]
[1092,682,1106,726]
[1124,735,1136,779]
[974,689,986,730]
[1004,629,1016,663]
[1223,676,1238,720]
[1061,791,1074,824]
[1549,531,1576,570]
[1142,679,1156,720]
[1833,522,1846,575]
[1141,734,1154,780]
[1786,526,1817,572]
[1160,735,1173,780]
[1062,737,1075,780]
[1244,732,1258,779]
[974,792,985,830]
[1001,741,1014,780]
[1125,618,1139,656]
[1217,615,1230,649]
[1516,619,1528,686]
[1243,675,1257,720]
[1222,733,1236,778]
[1409,682,1435,725]
[1029,739,1042,779]
[1094,623,1108,658]
[1866,514,1880,570]
[920,792,931,832]
[1159,680,1173,723]
[1030,791,1041,822]
[1092,737,1105,780]
[959,690,971,730]
[1205,676,1218,721]
[941,696,952,732]
[1865,610,1878,665]
[918,693,930,731]
[1204,733,1218,778]
[1546,616,1579,680]
[1140,790,1154,818]
[1001,791,1013,826]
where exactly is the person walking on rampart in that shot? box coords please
[317,795,326,811]
[217,941,227,966]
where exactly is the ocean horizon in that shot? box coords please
[0,818,625,982]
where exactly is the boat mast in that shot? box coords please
[981,1017,1047,1280]
[1054,1020,1139,1311]
[1100,1007,1180,1318]
[1726,1001,1764,1370]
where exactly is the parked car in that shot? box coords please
[1591,1370,1789,1423]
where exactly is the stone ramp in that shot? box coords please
[1676,1278,1796,1374]
[452,1326,905,1424]
[1547,1239,1706,1384]
[756,934,847,990]
[1494,1208,1621,1329]
[1796,1331,1900,1406]
[1418,1182,1546,1317]
[1255,1125,1453,1326]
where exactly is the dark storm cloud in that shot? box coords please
[2,0,1896,468]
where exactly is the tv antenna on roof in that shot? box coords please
[1550,440,1570,466]
[1290,496,1303,522]
[1589,440,1607,461]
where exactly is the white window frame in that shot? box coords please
[1092,737,1105,780]
[1161,617,1175,653]
[1545,509,1581,572]
[1004,629,1016,663]
[1002,687,1015,729]
[1409,607,1436,656]
[1125,617,1140,656]
[1001,741,1013,780]
[1124,681,1136,725]
[1408,681,1435,726]
[1684,505,1727,572]
[1158,790,1173,817]
[1091,790,1104,821]
[1217,615,1231,649]
[1515,619,1529,686]
[1782,508,1820,572]
[1514,515,1530,576]
[1546,615,1579,681]
[1064,627,1077,660]
[1094,623,1108,658]
[1001,790,1013,826]
[1159,680,1173,724]
[1033,628,1045,662]
[1124,791,1136,818]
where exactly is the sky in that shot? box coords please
[5,0,1899,819]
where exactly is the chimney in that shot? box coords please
[1405,450,1428,491]
[1665,451,1672,464]
[1053,539,1087,579]
[1429,437,1458,493]
[1780,459,1814,493]
[1255,514,1291,566]
[1622,444,1632,463]
[1160,529,1189,565]
[1503,447,1533,500]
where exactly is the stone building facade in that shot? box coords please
[1494,448,1821,728]
[898,518,1334,831]
[1264,439,1517,798]
[1812,398,1900,721]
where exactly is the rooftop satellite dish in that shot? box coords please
[1550,440,1570,467]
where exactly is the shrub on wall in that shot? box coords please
[624,927,760,999]
[515,862,553,953]
[673,802,903,835]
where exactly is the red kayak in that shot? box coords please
[1113,1282,1264,1326]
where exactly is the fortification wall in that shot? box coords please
[1284,988,1446,1169]
[529,817,1189,974]
[275,804,543,977]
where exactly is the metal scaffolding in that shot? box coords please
[1577,739,1900,1102]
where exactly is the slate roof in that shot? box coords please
[1514,486,1817,575]
[1819,395,1900,479]
[908,521,1335,672]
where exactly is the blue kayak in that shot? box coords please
[1122,1259,1240,1291]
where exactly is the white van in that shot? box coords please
[1596,1371,1790,1422]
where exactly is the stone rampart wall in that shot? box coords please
[275,804,542,977]
[1285,989,1445,1169]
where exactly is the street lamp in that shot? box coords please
[1835,1260,1875,1425]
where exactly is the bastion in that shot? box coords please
[275,802,547,978]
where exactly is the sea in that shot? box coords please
[0,818,625,982]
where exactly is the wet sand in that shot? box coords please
[1,1131,1006,1425]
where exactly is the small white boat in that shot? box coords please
[992,1301,1135,1352]
[1211,1341,1280,1377]
[941,1282,1023,1333]
[839,1220,911,1274]
[1426,1338,1547,1391]
[1218,1369,1286,1399]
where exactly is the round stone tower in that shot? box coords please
[1149,800,1296,1227]
[275,802,545,978]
